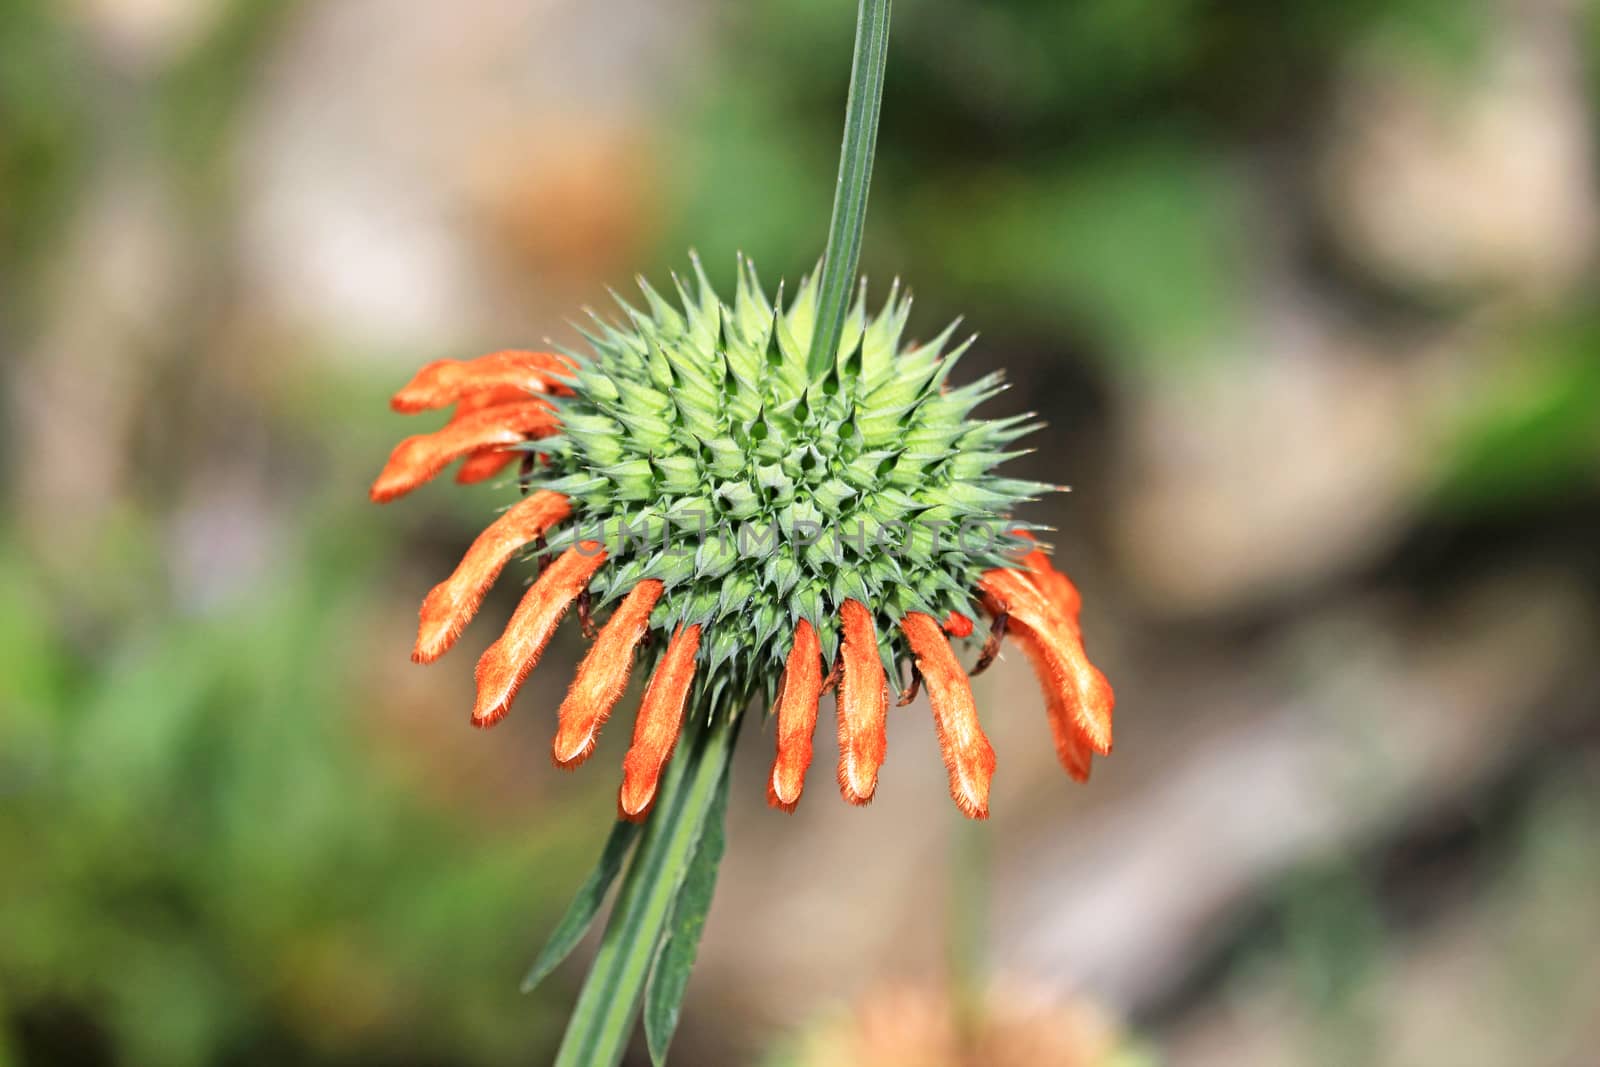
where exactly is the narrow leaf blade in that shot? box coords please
[643,755,735,1063]
[521,819,643,993]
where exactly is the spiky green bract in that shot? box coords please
[534,256,1052,711]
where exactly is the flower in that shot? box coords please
[370,258,1114,820]
[777,979,1139,1067]
[778,978,1133,1067]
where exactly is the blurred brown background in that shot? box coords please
[3,0,1598,1064]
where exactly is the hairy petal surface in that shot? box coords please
[1013,630,1095,781]
[554,579,664,767]
[413,490,572,663]
[902,612,995,818]
[768,620,824,812]
[979,568,1113,754]
[471,543,607,726]
[837,599,888,804]
[619,624,702,820]
[370,402,557,502]
[1019,546,1083,624]
[390,350,576,412]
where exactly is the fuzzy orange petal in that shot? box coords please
[454,449,519,485]
[1013,629,1095,782]
[618,623,702,820]
[553,579,664,768]
[901,612,996,819]
[369,401,558,503]
[449,386,541,488]
[1011,531,1084,625]
[767,619,824,813]
[1020,549,1083,625]
[412,490,572,663]
[943,611,975,638]
[452,384,541,416]
[979,568,1114,754]
[390,350,577,412]
[837,599,888,805]
[470,543,607,727]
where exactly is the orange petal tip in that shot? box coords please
[616,623,700,825]
[551,730,597,769]
[412,491,572,663]
[766,619,823,814]
[617,780,658,821]
[369,401,556,503]
[943,612,975,638]
[902,612,995,820]
[836,600,888,807]
[467,543,605,727]
[766,777,802,814]
[553,579,664,770]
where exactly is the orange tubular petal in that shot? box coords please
[451,384,541,416]
[412,490,572,664]
[837,599,888,805]
[1021,548,1083,625]
[901,613,996,819]
[470,543,607,727]
[979,569,1114,755]
[454,449,518,485]
[767,619,824,813]
[448,387,540,487]
[618,624,702,820]
[553,579,665,768]
[1013,629,1095,782]
[390,350,577,412]
[943,612,975,638]
[369,401,558,503]
[1011,529,1084,625]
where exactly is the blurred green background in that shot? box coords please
[2,0,1597,1064]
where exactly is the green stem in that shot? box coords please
[553,711,740,1067]
[805,0,893,381]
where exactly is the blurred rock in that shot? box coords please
[1166,763,1600,1067]
[238,0,694,359]
[1112,302,1437,615]
[993,567,1596,1011]
[1318,0,1596,304]
[1089,0,1596,617]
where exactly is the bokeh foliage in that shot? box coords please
[1,0,1595,1063]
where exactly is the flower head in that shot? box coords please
[371,258,1114,820]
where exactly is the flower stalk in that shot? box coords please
[806,0,893,382]
[553,707,741,1067]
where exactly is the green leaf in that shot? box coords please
[521,819,643,993]
[552,714,742,1067]
[644,752,734,1065]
